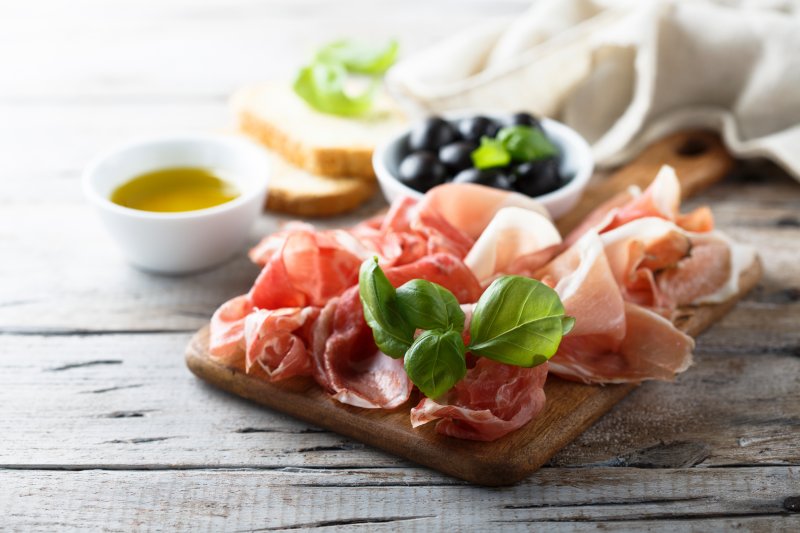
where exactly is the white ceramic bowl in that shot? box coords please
[83,133,270,274]
[373,114,594,219]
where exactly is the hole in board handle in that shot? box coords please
[677,137,709,157]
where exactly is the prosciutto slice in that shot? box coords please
[312,253,483,409]
[565,165,714,245]
[209,294,254,361]
[600,217,755,312]
[417,183,550,240]
[410,358,548,441]
[243,306,319,379]
[248,227,367,309]
[539,232,694,384]
[464,206,562,284]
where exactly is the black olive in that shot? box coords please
[398,151,448,192]
[408,117,459,152]
[438,141,477,173]
[513,158,562,197]
[489,172,515,191]
[506,112,542,130]
[452,168,514,190]
[457,116,501,142]
[453,167,486,183]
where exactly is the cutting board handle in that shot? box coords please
[558,130,734,233]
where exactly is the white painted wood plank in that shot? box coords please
[0,468,797,531]
[1,332,797,469]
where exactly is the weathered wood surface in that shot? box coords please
[1,0,799,530]
[185,131,763,486]
[1,469,799,531]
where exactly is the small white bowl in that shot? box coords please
[373,114,594,219]
[83,133,270,274]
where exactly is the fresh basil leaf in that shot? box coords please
[358,257,415,358]
[404,329,466,399]
[497,125,558,162]
[316,39,399,76]
[471,136,511,170]
[396,279,465,332]
[468,275,570,367]
[293,61,377,117]
[561,315,576,335]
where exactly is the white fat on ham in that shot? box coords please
[541,232,694,384]
[564,165,688,246]
[418,183,549,240]
[550,232,626,339]
[464,207,562,283]
[600,217,756,307]
[648,165,681,218]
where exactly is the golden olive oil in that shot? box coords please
[110,167,239,213]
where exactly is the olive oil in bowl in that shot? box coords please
[111,167,240,213]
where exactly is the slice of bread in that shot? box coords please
[232,81,406,180]
[264,149,377,217]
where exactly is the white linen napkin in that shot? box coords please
[387,0,800,179]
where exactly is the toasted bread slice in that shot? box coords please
[265,149,376,217]
[232,81,406,180]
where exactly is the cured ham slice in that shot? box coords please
[565,165,714,245]
[538,232,694,383]
[464,206,562,284]
[410,358,548,441]
[553,302,694,383]
[248,228,366,309]
[312,253,483,409]
[600,217,755,311]
[417,183,550,240]
[350,197,429,267]
[209,294,254,361]
[243,306,319,379]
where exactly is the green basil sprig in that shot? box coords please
[358,257,415,358]
[396,279,465,332]
[293,39,399,117]
[471,137,511,170]
[315,39,399,76]
[358,258,573,399]
[469,275,575,367]
[404,329,466,399]
[293,62,377,118]
[472,125,559,170]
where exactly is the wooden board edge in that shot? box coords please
[184,256,762,485]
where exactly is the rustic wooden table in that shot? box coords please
[2,1,799,531]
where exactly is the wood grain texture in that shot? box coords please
[2,0,799,528]
[556,130,734,234]
[185,131,761,485]
[2,468,799,531]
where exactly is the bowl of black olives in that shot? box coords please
[373,111,593,219]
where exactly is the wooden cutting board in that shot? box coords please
[186,130,761,486]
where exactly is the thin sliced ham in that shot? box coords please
[350,197,429,267]
[243,306,319,379]
[248,228,366,309]
[410,358,548,441]
[312,253,483,409]
[565,165,714,245]
[539,232,694,384]
[600,217,755,311]
[417,183,550,240]
[209,294,254,362]
[464,206,562,284]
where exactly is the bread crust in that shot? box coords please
[238,110,377,180]
[265,177,376,217]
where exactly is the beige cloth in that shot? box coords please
[387,0,800,179]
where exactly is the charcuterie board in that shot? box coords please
[186,130,761,486]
